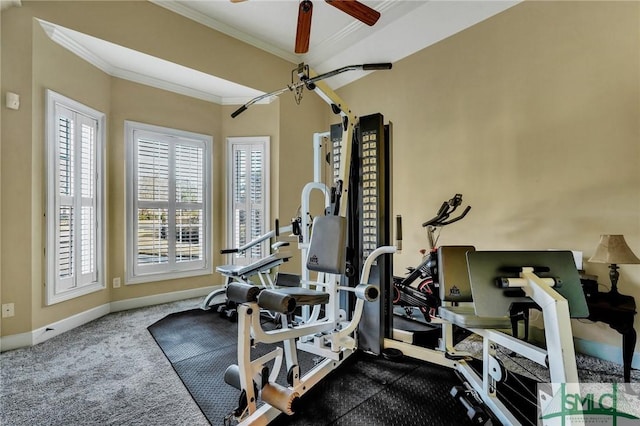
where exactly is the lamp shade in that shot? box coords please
[588,235,640,264]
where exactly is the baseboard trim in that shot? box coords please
[574,336,640,370]
[529,326,639,370]
[110,286,218,313]
[33,304,112,346]
[0,286,219,352]
[0,331,33,352]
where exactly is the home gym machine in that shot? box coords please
[220,62,395,425]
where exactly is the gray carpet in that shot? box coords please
[0,298,209,426]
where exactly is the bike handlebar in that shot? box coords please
[421,194,471,228]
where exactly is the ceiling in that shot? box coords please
[153,0,520,88]
[34,1,520,105]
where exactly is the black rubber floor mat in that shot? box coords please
[148,308,238,364]
[331,361,473,426]
[148,309,481,425]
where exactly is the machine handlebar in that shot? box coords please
[220,220,291,255]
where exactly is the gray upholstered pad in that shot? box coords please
[274,287,330,306]
[439,305,511,329]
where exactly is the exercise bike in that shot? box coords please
[392,194,471,322]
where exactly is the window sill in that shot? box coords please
[46,282,106,306]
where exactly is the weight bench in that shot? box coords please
[217,250,292,287]
[200,248,292,311]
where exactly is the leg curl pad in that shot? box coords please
[257,289,296,314]
[223,364,241,390]
[227,282,261,303]
[261,382,300,416]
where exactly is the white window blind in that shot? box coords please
[228,137,269,266]
[126,121,212,284]
[46,90,105,305]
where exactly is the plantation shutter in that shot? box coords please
[249,149,264,258]
[230,140,268,266]
[175,143,204,263]
[133,130,206,275]
[78,114,98,285]
[56,108,75,292]
[136,136,170,266]
[53,105,99,291]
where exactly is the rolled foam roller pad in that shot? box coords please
[257,290,296,314]
[226,282,261,303]
[223,364,241,390]
[261,382,300,415]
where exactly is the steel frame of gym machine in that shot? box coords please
[222,63,396,426]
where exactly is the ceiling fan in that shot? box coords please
[232,0,381,54]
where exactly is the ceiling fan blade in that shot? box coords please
[295,0,313,54]
[325,0,380,26]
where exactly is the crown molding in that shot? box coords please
[37,19,264,105]
[0,0,21,11]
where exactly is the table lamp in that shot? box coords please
[588,234,640,295]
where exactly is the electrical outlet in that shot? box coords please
[2,303,15,318]
[113,277,121,288]
[6,92,20,110]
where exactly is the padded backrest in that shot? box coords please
[437,246,476,303]
[306,215,347,274]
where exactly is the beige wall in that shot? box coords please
[2,5,37,334]
[338,1,640,348]
[1,1,325,336]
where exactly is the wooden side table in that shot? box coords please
[586,291,637,382]
[509,290,637,382]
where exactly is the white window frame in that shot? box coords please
[125,121,212,284]
[45,90,106,305]
[226,136,270,266]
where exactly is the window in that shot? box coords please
[125,121,212,284]
[227,137,269,266]
[46,90,106,305]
